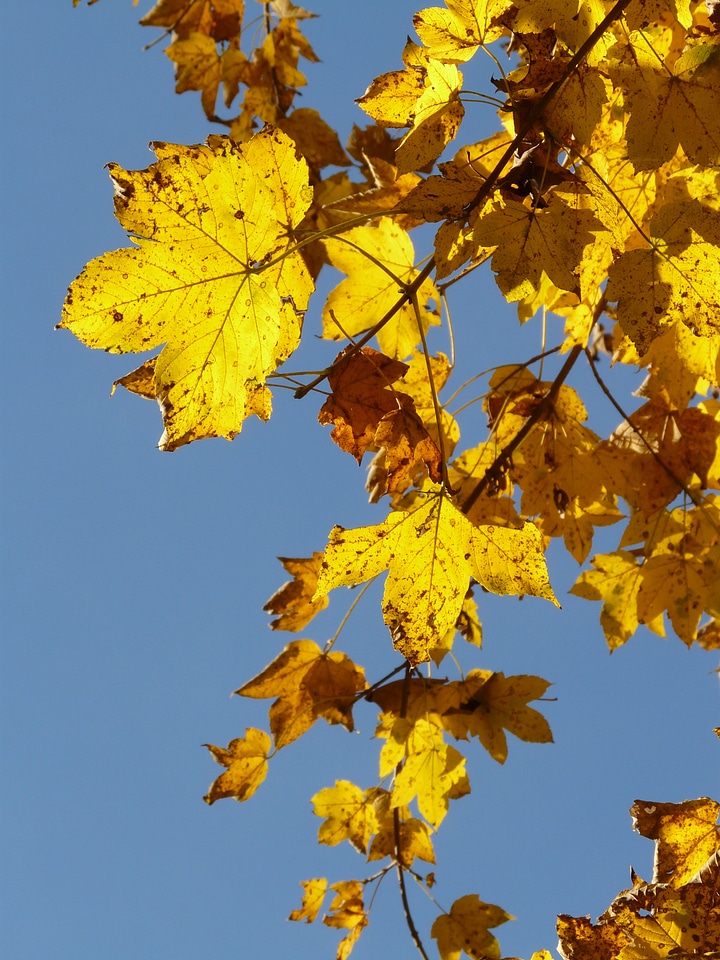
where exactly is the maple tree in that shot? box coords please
[64,1,720,958]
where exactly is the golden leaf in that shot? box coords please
[395,59,465,174]
[263,553,329,632]
[323,881,368,960]
[236,640,367,748]
[322,220,439,360]
[312,780,380,854]
[431,893,513,960]
[314,491,558,665]
[288,878,328,923]
[413,0,514,62]
[608,39,720,169]
[630,797,720,886]
[440,670,553,764]
[389,718,469,828]
[607,200,720,357]
[165,32,221,118]
[473,186,606,301]
[570,551,665,650]
[203,727,270,803]
[59,129,313,450]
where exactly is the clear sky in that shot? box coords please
[1,3,718,960]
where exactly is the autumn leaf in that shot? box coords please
[385,717,470,828]
[235,640,367,748]
[630,797,720,886]
[278,108,350,169]
[395,58,465,174]
[570,551,665,650]
[556,913,631,960]
[413,0,514,62]
[322,221,439,360]
[288,878,328,923]
[366,789,436,866]
[166,32,221,118]
[323,881,368,960]
[203,727,270,803]
[473,186,606,301]
[431,894,513,960]
[312,781,380,854]
[439,670,554,764]
[607,38,720,169]
[314,491,558,665]
[263,553,329,632]
[606,200,720,356]
[318,346,441,489]
[59,129,313,450]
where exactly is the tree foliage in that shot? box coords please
[64,1,719,957]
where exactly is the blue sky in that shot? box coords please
[1,3,718,959]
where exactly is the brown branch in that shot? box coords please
[394,807,430,960]
[392,663,430,960]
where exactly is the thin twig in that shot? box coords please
[394,808,430,960]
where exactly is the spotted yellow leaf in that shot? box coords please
[314,491,558,665]
[322,221,439,360]
[203,727,271,804]
[59,128,313,450]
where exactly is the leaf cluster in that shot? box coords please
[65,0,720,957]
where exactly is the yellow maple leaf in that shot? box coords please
[322,220,439,360]
[431,894,513,960]
[607,200,720,357]
[473,186,606,301]
[59,129,313,450]
[439,670,553,764]
[314,491,558,665]
[263,554,329,632]
[323,881,368,960]
[312,780,380,854]
[288,877,328,923]
[357,42,464,174]
[570,551,665,650]
[366,789,436,866]
[203,727,271,804]
[388,717,469,828]
[413,0,514,62]
[165,32,221,118]
[608,39,720,170]
[630,798,720,886]
[236,639,367,748]
[395,58,464,174]
[556,913,631,960]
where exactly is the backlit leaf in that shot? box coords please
[203,727,270,803]
[263,553,329,632]
[288,878,328,923]
[630,797,720,886]
[236,639,367,748]
[431,893,513,960]
[314,491,558,665]
[322,221,439,360]
[312,781,380,854]
[60,129,313,450]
